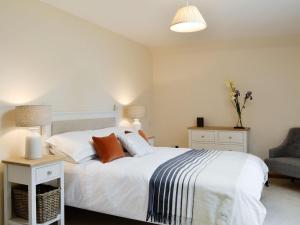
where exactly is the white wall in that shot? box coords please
[0,0,153,223]
[152,39,300,159]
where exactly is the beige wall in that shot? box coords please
[0,0,153,223]
[152,39,300,159]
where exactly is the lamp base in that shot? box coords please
[132,118,142,131]
[25,130,42,160]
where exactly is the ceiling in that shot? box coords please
[42,0,300,47]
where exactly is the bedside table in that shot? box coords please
[2,155,64,225]
[148,136,155,146]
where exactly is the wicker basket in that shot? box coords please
[12,184,61,223]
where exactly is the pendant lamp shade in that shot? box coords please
[170,5,207,33]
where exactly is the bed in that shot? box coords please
[47,111,268,225]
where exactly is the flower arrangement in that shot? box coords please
[226,80,253,129]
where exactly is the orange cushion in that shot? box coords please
[92,133,125,163]
[138,130,148,142]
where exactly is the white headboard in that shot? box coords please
[44,111,119,137]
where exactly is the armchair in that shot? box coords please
[265,128,300,179]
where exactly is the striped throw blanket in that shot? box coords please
[146,149,221,225]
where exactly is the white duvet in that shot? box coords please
[64,147,268,225]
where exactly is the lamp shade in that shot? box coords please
[170,5,207,33]
[127,105,145,119]
[15,105,52,127]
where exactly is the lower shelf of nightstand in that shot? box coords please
[9,214,61,225]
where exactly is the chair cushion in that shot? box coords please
[265,157,300,178]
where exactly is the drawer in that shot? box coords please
[218,131,244,144]
[190,142,217,150]
[191,131,215,142]
[36,163,61,184]
[190,142,245,152]
[215,144,245,152]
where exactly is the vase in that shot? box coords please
[234,113,245,129]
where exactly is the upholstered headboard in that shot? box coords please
[46,111,119,136]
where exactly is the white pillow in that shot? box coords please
[49,146,95,164]
[46,127,123,163]
[118,132,153,157]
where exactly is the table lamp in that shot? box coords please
[15,105,51,159]
[127,105,145,131]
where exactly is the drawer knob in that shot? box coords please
[47,171,52,176]
[229,136,232,139]
[201,135,205,138]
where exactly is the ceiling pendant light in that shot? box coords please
[170,0,207,33]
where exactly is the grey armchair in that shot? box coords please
[265,128,300,180]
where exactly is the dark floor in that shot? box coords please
[66,207,148,225]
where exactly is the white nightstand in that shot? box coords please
[2,155,64,225]
[148,136,155,146]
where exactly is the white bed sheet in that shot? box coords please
[64,147,268,225]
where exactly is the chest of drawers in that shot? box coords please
[188,126,249,153]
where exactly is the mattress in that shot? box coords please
[64,147,268,225]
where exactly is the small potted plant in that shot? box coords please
[226,80,253,129]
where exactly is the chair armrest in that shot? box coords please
[269,146,286,158]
